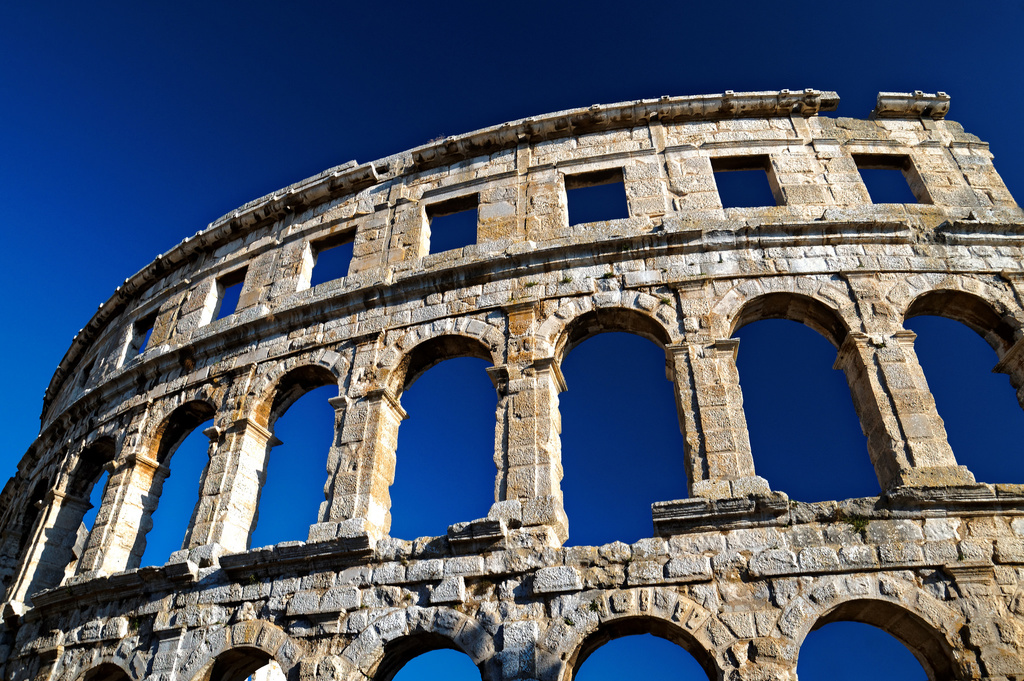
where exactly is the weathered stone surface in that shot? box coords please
[1,89,1023,681]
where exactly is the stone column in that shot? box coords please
[184,418,280,554]
[491,302,568,541]
[5,489,91,607]
[667,339,768,499]
[834,331,974,489]
[76,451,168,575]
[316,387,406,543]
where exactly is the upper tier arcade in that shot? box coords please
[3,90,1024,681]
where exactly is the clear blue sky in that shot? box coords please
[3,2,1023,679]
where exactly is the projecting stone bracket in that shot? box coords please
[447,518,508,554]
[652,492,790,535]
[220,535,374,580]
[885,483,1024,512]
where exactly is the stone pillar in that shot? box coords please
[492,302,568,541]
[834,331,974,489]
[184,418,280,553]
[76,450,168,574]
[946,564,1024,678]
[317,388,406,543]
[5,489,91,607]
[667,339,767,499]
[523,167,565,241]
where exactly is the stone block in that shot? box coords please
[430,577,466,604]
[533,567,582,594]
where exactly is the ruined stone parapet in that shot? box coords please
[2,90,1024,680]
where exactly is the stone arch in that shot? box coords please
[391,334,495,394]
[183,620,303,681]
[371,633,483,681]
[887,274,1024,353]
[147,399,218,465]
[711,276,858,346]
[904,287,1019,357]
[538,588,720,681]
[64,437,116,498]
[562,616,717,681]
[73,663,133,681]
[538,294,681,361]
[341,606,496,681]
[247,350,347,430]
[785,585,965,681]
[379,318,504,394]
[728,290,851,348]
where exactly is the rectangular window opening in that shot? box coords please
[130,312,158,357]
[79,360,95,388]
[565,167,629,226]
[214,268,247,321]
[426,194,478,254]
[853,154,921,204]
[309,232,355,288]
[711,156,777,208]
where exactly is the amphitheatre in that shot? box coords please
[2,87,1024,680]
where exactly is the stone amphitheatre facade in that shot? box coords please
[3,88,1024,681]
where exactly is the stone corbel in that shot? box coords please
[226,417,281,448]
[993,336,1024,377]
[485,365,510,395]
[531,357,567,392]
[832,331,872,371]
[711,337,740,360]
[366,388,408,420]
[123,452,165,476]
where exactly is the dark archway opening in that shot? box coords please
[375,633,481,681]
[251,365,338,548]
[799,621,928,681]
[801,599,958,681]
[390,348,497,540]
[140,401,215,566]
[79,664,131,681]
[569,617,714,681]
[904,314,1024,484]
[733,315,875,502]
[559,331,686,546]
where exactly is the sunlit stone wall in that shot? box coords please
[2,90,1024,681]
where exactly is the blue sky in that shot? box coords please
[3,2,1023,679]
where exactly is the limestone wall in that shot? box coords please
[2,89,1024,680]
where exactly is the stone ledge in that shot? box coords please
[220,534,373,580]
[885,484,1024,512]
[447,518,508,555]
[653,493,790,536]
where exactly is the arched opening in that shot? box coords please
[16,479,51,558]
[79,663,132,681]
[195,647,276,681]
[140,401,216,566]
[251,365,338,548]
[800,599,958,681]
[905,292,1024,484]
[389,335,496,539]
[559,323,685,546]
[798,621,928,681]
[567,617,714,681]
[905,290,1016,356]
[373,633,481,681]
[731,294,875,501]
[61,438,116,579]
[244,662,286,681]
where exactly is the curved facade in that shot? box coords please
[2,89,1024,680]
